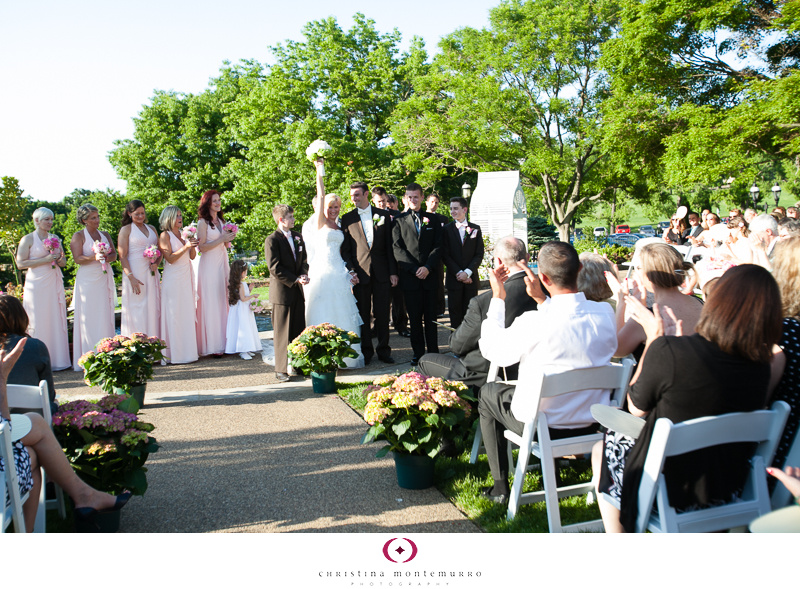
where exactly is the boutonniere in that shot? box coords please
[464,226,472,235]
[372,213,385,227]
[293,235,303,252]
[422,217,430,226]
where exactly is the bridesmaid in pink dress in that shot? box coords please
[196,190,235,356]
[118,200,161,338]
[158,205,199,364]
[69,204,117,371]
[16,207,71,371]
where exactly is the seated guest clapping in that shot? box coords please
[594,264,783,532]
[477,241,617,503]
[607,243,703,359]
[417,236,537,388]
[577,252,618,310]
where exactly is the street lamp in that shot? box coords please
[750,182,760,211]
[461,183,472,200]
[772,183,781,208]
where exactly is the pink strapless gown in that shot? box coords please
[120,224,161,338]
[73,228,116,370]
[196,222,229,355]
[22,232,70,370]
[160,231,198,364]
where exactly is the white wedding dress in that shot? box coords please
[303,224,364,369]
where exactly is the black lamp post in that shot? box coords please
[750,182,760,211]
[772,183,781,209]
[461,183,472,200]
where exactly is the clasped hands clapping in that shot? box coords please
[604,271,683,339]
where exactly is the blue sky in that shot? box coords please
[0,0,499,202]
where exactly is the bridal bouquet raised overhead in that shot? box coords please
[306,139,332,176]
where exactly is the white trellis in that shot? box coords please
[469,171,527,246]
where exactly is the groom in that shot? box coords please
[341,181,398,364]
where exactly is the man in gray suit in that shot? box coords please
[417,236,537,387]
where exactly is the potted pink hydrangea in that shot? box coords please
[78,333,167,409]
[361,372,475,489]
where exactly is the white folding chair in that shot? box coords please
[504,359,635,531]
[1,421,28,533]
[7,380,67,529]
[600,401,790,533]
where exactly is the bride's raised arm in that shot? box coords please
[313,158,328,230]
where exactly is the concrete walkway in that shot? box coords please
[53,326,480,533]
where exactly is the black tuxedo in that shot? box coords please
[392,210,444,359]
[265,229,308,373]
[340,206,397,360]
[428,212,448,315]
[418,271,537,387]
[441,220,484,328]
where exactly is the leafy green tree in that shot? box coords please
[0,176,31,284]
[600,0,800,197]
[109,61,263,225]
[391,0,628,241]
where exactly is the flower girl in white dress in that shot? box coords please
[225,260,262,360]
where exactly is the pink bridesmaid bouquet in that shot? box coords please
[181,223,197,241]
[143,244,161,276]
[223,223,239,249]
[92,240,112,274]
[43,236,60,268]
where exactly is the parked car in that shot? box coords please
[639,225,656,237]
[593,227,607,237]
[658,221,670,231]
[607,233,645,247]
[615,224,631,233]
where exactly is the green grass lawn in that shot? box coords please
[251,286,269,299]
[336,380,602,533]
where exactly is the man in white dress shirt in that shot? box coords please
[477,241,617,503]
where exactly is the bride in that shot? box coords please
[302,158,364,368]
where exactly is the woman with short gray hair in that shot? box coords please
[15,207,70,370]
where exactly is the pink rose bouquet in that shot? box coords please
[92,240,112,274]
[181,223,197,241]
[249,297,268,314]
[143,244,161,276]
[43,236,61,268]
[222,222,239,249]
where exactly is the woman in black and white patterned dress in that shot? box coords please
[771,238,800,470]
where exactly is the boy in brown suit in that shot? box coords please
[264,204,309,382]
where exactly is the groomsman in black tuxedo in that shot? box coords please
[393,183,444,366]
[425,193,448,316]
[341,182,398,364]
[264,204,309,382]
[441,196,484,329]
[384,193,409,337]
